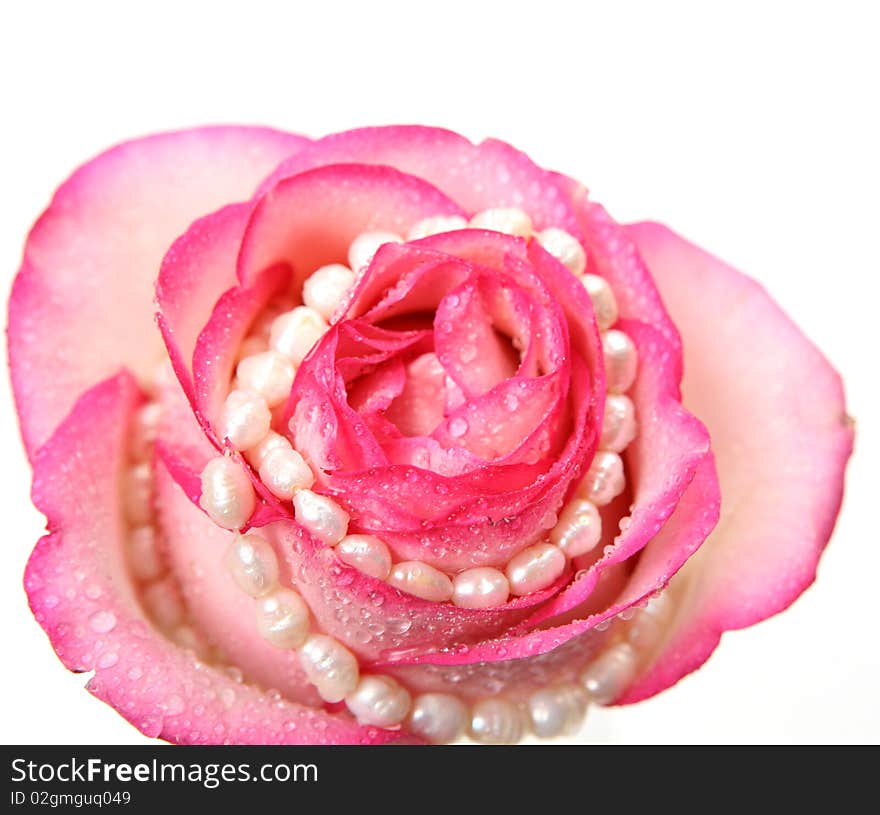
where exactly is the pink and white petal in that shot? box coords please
[192,263,290,428]
[558,174,681,354]
[10,126,308,458]
[381,353,444,436]
[430,372,563,463]
[346,244,473,322]
[237,162,466,289]
[412,230,604,394]
[619,222,854,703]
[24,372,402,744]
[156,202,254,403]
[256,125,582,236]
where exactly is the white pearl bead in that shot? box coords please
[141,578,185,631]
[582,274,619,331]
[298,634,360,703]
[303,263,356,321]
[235,351,295,408]
[199,456,256,530]
[347,230,402,271]
[270,306,328,366]
[245,429,291,470]
[345,675,412,727]
[335,534,392,580]
[581,450,626,507]
[123,462,155,525]
[505,542,566,596]
[469,207,533,238]
[600,394,637,453]
[580,643,638,705]
[224,533,279,597]
[602,329,638,393]
[129,401,162,462]
[452,567,510,609]
[256,588,310,649]
[387,561,453,602]
[217,388,272,451]
[408,693,469,743]
[536,227,587,275]
[407,214,468,240]
[550,498,602,557]
[127,525,165,583]
[469,698,526,744]
[259,445,314,500]
[293,489,349,545]
[527,683,589,738]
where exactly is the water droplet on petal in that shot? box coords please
[459,344,477,363]
[89,610,117,633]
[448,417,469,438]
[163,695,185,716]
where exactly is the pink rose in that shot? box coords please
[9,126,853,744]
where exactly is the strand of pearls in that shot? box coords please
[220,515,677,741]
[460,588,676,743]
[221,528,412,724]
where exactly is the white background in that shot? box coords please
[1,1,877,744]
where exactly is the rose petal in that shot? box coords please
[556,174,681,353]
[256,126,582,237]
[157,203,253,404]
[432,279,520,398]
[192,263,290,428]
[381,353,445,436]
[24,372,399,743]
[10,127,307,457]
[429,371,564,462]
[618,223,854,702]
[238,162,466,288]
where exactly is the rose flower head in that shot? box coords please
[8,126,853,743]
